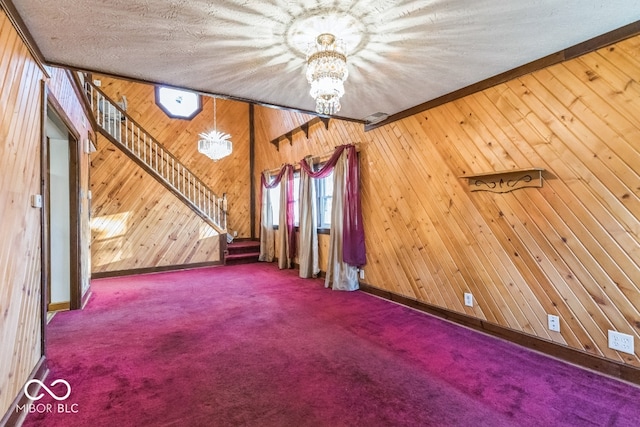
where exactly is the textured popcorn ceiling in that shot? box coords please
[10,0,640,121]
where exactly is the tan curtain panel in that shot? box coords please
[325,151,359,290]
[298,157,319,278]
[258,171,275,262]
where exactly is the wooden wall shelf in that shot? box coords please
[270,117,330,150]
[460,168,544,193]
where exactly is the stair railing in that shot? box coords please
[85,81,227,233]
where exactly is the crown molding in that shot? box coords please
[0,0,49,76]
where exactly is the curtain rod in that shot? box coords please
[262,143,361,176]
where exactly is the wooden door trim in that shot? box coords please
[45,92,82,311]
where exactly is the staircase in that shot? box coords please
[84,80,227,234]
[224,240,260,265]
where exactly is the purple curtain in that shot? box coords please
[342,146,366,266]
[261,165,289,189]
[261,164,296,259]
[299,145,366,267]
[299,145,347,179]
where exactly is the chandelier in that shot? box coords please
[306,33,349,115]
[198,97,232,161]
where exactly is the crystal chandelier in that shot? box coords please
[306,33,349,115]
[198,97,232,161]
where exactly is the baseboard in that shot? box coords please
[358,283,640,386]
[47,302,70,312]
[91,261,223,279]
[0,356,48,427]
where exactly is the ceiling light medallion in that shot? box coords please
[198,97,232,161]
[306,33,349,115]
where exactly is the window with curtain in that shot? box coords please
[316,171,333,229]
[269,172,308,227]
[270,171,333,230]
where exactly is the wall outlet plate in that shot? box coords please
[608,330,635,355]
[359,269,364,280]
[464,293,473,307]
[548,314,560,332]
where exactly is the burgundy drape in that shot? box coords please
[342,146,366,266]
[261,164,296,259]
[300,145,366,267]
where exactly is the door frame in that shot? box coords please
[43,91,82,312]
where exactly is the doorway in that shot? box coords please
[45,105,81,311]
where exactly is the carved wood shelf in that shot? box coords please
[270,117,330,150]
[460,168,544,193]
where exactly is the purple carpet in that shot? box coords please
[22,263,640,426]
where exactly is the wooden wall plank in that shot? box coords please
[94,75,251,238]
[253,34,640,368]
[89,76,251,274]
[0,9,45,418]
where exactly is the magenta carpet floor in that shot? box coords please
[23,263,640,426]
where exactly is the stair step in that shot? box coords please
[226,240,260,255]
[224,251,260,266]
[225,251,260,260]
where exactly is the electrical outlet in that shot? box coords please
[359,269,364,280]
[548,314,560,332]
[464,293,473,307]
[608,330,635,355]
[233,230,238,237]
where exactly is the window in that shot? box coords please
[155,86,202,119]
[269,182,281,226]
[268,169,332,231]
[269,172,300,227]
[316,171,333,229]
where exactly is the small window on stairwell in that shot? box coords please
[155,86,202,120]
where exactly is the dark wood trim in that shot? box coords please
[270,117,331,150]
[249,104,256,240]
[0,355,48,427]
[366,20,640,131]
[52,63,365,125]
[358,283,640,386]
[220,232,228,264]
[45,90,83,311]
[46,93,81,141]
[564,20,640,60]
[39,82,49,359]
[69,132,81,310]
[0,0,49,76]
[91,260,224,280]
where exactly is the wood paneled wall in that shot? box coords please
[0,8,45,418]
[254,36,640,368]
[90,76,250,274]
